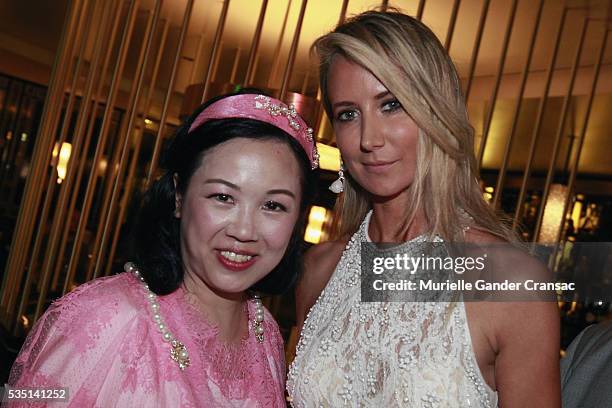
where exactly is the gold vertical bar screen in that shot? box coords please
[16,0,94,301]
[556,28,610,243]
[189,35,205,85]
[279,0,309,102]
[35,0,97,299]
[0,0,83,311]
[104,17,171,279]
[338,0,349,25]
[492,0,545,208]
[443,0,461,51]
[61,0,141,317]
[268,0,292,90]
[87,7,156,281]
[476,0,519,170]
[200,0,231,103]
[1,0,88,327]
[59,0,125,295]
[416,0,426,21]
[532,16,589,242]
[17,0,113,329]
[512,8,568,229]
[463,0,490,103]
[92,1,163,279]
[49,0,118,292]
[145,0,195,187]
[244,0,269,86]
[85,7,153,282]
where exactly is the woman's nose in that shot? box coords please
[225,208,258,242]
[360,115,385,151]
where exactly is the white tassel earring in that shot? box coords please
[329,161,345,194]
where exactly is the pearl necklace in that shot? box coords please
[124,262,265,371]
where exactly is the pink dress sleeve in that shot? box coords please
[7,274,163,407]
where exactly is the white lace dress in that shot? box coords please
[287,212,498,407]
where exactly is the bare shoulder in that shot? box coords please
[295,238,349,329]
[465,227,547,279]
[464,226,555,319]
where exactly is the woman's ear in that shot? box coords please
[173,173,181,218]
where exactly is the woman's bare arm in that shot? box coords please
[465,228,561,407]
[493,299,560,407]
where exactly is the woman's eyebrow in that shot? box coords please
[266,189,296,199]
[331,100,355,110]
[332,91,391,110]
[204,178,239,190]
[375,90,391,100]
[204,181,296,199]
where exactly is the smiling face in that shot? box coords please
[327,56,419,199]
[176,137,302,296]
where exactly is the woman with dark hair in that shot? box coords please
[8,91,318,406]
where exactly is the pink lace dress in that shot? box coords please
[8,273,286,407]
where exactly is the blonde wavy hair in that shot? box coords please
[314,10,518,243]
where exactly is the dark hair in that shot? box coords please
[131,90,317,295]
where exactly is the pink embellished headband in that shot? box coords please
[189,94,319,169]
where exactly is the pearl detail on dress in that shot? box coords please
[252,293,265,343]
[124,262,191,370]
[124,262,265,371]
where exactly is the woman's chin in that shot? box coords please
[366,186,411,202]
[352,176,412,201]
[207,281,251,299]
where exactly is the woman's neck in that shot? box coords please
[181,270,248,343]
[369,191,428,242]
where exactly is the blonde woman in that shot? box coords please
[287,10,560,407]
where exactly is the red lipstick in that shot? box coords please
[215,251,257,272]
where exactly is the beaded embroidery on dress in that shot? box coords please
[287,211,498,407]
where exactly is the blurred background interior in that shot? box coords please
[1,0,611,382]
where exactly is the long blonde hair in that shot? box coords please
[314,10,517,243]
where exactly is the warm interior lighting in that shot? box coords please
[304,205,328,244]
[98,157,108,175]
[20,132,28,142]
[144,118,153,127]
[538,184,568,243]
[21,315,29,328]
[316,143,340,172]
[483,186,494,203]
[571,195,583,230]
[52,142,72,184]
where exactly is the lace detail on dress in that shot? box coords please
[118,318,159,394]
[175,288,281,406]
[287,211,498,407]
